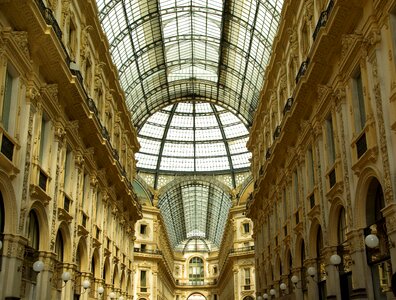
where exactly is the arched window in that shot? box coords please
[0,193,5,269]
[0,192,4,237]
[55,230,64,262]
[337,207,346,245]
[365,179,390,300]
[27,210,40,250]
[189,257,204,284]
[316,226,327,300]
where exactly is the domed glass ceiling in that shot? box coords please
[136,101,251,181]
[96,0,284,129]
[158,180,231,250]
[96,0,284,250]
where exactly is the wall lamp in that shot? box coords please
[280,282,287,294]
[365,225,394,249]
[270,288,276,297]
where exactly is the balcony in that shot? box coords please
[229,246,255,254]
[312,0,335,41]
[133,247,162,255]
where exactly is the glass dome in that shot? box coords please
[136,101,251,186]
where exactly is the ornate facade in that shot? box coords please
[247,0,396,299]
[0,0,142,299]
[0,2,256,300]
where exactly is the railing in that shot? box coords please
[1,133,14,161]
[356,132,367,159]
[133,247,162,255]
[309,193,315,209]
[64,195,71,213]
[283,97,293,115]
[39,169,48,191]
[273,125,281,140]
[295,58,310,84]
[36,0,63,43]
[176,280,217,286]
[229,246,255,254]
[313,0,335,41]
[265,148,271,160]
[328,168,336,188]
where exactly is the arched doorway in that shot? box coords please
[187,293,206,300]
[243,296,254,300]
[364,178,391,300]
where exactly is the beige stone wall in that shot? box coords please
[247,0,396,299]
[0,0,141,299]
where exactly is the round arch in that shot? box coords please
[294,236,305,268]
[274,254,282,280]
[76,237,88,272]
[243,297,254,300]
[91,248,100,278]
[308,218,322,257]
[28,201,50,251]
[187,292,207,300]
[328,199,348,246]
[113,264,120,288]
[354,167,383,229]
[0,171,18,234]
[55,221,72,262]
[103,257,111,284]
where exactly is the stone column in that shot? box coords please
[35,251,57,300]
[304,258,318,300]
[347,229,370,299]
[0,234,27,299]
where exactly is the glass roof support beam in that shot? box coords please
[216,0,229,102]
[155,0,172,118]
[211,104,236,188]
[236,1,261,115]
[153,104,178,189]
[120,0,150,116]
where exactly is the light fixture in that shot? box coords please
[263,293,269,299]
[32,260,45,272]
[61,271,72,283]
[109,292,116,299]
[257,296,263,300]
[79,279,91,294]
[330,254,342,265]
[270,288,276,296]
[280,283,287,291]
[365,233,379,249]
[291,275,299,285]
[98,286,104,295]
[307,266,316,277]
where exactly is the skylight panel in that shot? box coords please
[231,152,252,169]
[195,115,217,128]
[160,157,194,171]
[196,157,229,171]
[195,102,212,113]
[228,137,249,154]
[136,153,159,169]
[195,128,222,141]
[138,137,162,155]
[219,111,242,125]
[195,142,227,157]
[162,142,195,157]
[166,128,194,141]
[223,123,249,139]
[176,102,193,113]
[139,123,165,139]
[170,114,194,128]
